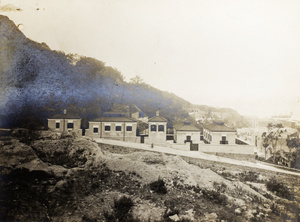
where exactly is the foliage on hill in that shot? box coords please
[0,15,246,129]
[0,15,190,128]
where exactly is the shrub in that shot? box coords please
[266,177,292,200]
[104,196,138,222]
[239,171,260,182]
[213,181,227,193]
[149,179,167,194]
[201,189,228,205]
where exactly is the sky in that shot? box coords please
[1,0,300,118]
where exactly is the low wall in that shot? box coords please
[203,152,256,162]
[199,144,254,154]
[199,144,255,161]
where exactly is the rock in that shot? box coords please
[265,208,272,214]
[169,214,180,221]
[0,140,38,168]
[235,208,242,215]
[55,179,68,190]
[241,205,247,211]
[204,212,218,222]
[39,130,60,140]
[179,209,195,221]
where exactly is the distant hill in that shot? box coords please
[0,15,247,129]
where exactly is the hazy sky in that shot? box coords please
[1,0,300,118]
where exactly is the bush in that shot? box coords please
[149,179,167,194]
[239,171,260,182]
[201,189,228,205]
[104,196,138,222]
[266,177,292,200]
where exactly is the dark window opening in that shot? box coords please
[67,123,73,129]
[116,126,122,131]
[93,127,98,133]
[151,124,157,132]
[126,126,132,131]
[158,125,164,132]
[105,125,110,131]
[185,135,191,143]
[220,136,228,144]
[56,122,60,128]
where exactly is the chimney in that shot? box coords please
[156,110,160,116]
[63,109,67,115]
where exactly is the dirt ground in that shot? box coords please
[0,131,299,221]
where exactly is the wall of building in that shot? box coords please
[210,132,236,145]
[48,119,82,136]
[175,131,201,144]
[86,121,138,142]
[146,121,167,145]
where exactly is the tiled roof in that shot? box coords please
[148,116,167,122]
[91,116,137,122]
[49,113,81,119]
[204,122,236,132]
[173,122,200,131]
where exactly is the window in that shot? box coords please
[186,135,191,142]
[220,136,228,144]
[158,125,164,132]
[56,122,60,129]
[67,122,73,129]
[105,125,110,131]
[126,126,132,131]
[93,127,98,133]
[151,124,157,132]
[116,126,122,131]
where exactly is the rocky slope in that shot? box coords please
[0,132,299,221]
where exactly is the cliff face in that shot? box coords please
[0,15,191,127]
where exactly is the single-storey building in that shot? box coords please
[145,111,167,145]
[203,122,236,145]
[48,109,82,135]
[173,122,201,144]
[86,112,138,142]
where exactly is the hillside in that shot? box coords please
[0,15,192,128]
[0,15,247,129]
[0,132,299,221]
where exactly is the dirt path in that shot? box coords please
[92,137,300,177]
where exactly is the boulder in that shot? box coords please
[203,212,218,222]
[169,214,180,221]
[235,208,242,215]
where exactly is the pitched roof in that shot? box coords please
[148,116,167,122]
[49,113,81,119]
[103,112,127,117]
[132,105,143,113]
[204,122,236,132]
[91,116,137,122]
[173,122,200,131]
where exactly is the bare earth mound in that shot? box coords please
[0,132,299,221]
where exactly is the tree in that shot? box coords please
[130,75,144,84]
[262,123,284,162]
[286,132,300,168]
